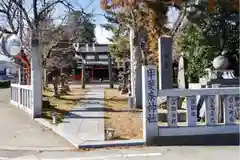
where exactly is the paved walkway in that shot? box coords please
[56,85,105,147]
[0,88,73,150]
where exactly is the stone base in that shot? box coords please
[149,133,239,146]
[207,79,240,86]
[200,69,240,86]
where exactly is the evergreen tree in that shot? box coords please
[177,0,239,82]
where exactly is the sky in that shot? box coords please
[53,0,179,43]
[0,0,179,61]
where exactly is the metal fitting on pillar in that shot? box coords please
[52,111,57,124]
[128,93,134,109]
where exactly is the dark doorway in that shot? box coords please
[93,67,108,80]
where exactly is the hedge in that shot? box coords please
[0,80,10,88]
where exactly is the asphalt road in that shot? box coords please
[0,146,239,160]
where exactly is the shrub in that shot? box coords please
[0,80,10,88]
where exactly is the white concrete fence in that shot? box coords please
[142,65,240,143]
[10,83,33,115]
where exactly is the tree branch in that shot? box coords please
[11,0,34,29]
[38,0,74,20]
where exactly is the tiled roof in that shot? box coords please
[73,43,109,53]
[51,43,109,54]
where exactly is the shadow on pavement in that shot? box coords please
[64,112,109,119]
[70,107,142,113]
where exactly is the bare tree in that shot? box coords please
[0,0,74,118]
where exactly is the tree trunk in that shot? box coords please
[130,27,142,109]
[81,55,86,89]
[60,74,70,94]
[53,76,59,96]
[61,76,65,87]
[43,68,48,89]
[108,55,114,88]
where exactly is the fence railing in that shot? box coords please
[142,65,240,142]
[10,83,32,115]
[157,88,240,136]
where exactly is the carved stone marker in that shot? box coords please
[223,95,236,125]
[167,96,178,127]
[205,95,217,126]
[186,96,197,127]
[142,65,158,143]
[158,36,173,90]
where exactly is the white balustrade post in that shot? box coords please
[18,87,21,106]
[167,96,178,127]
[186,96,197,126]
[17,68,21,106]
[31,38,42,118]
[223,95,236,125]
[21,89,24,105]
[205,95,217,125]
[142,65,158,143]
[18,68,21,84]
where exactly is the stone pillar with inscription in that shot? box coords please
[158,36,173,90]
[186,96,197,127]
[142,65,158,144]
[204,95,217,125]
[167,96,178,127]
[223,95,236,125]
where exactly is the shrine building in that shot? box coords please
[73,43,119,81]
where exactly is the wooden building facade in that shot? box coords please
[73,43,119,81]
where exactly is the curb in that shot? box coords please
[78,139,145,148]
[35,118,146,149]
[0,146,73,151]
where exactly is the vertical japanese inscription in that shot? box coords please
[146,68,157,124]
[205,95,217,125]
[187,96,197,126]
[235,95,240,119]
[167,96,178,127]
[162,47,170,71]
[224,95,236,124]
[142,65,158,141]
